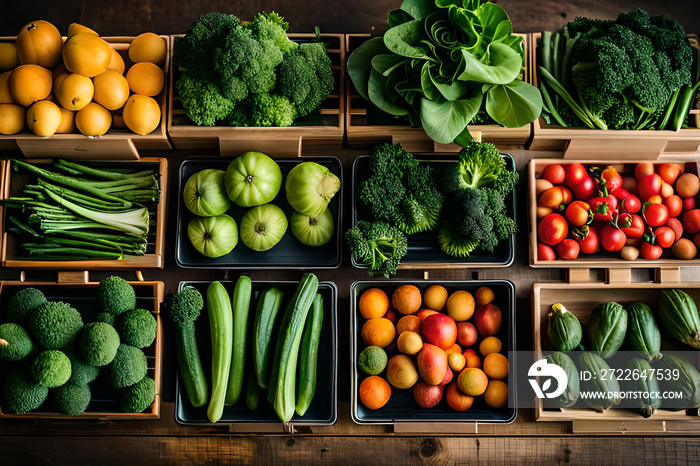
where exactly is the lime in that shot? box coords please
[358,346,388,376]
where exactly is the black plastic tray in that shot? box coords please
[175,280,338,426]
[351,154,516,268]
[176,157,343,269]
[350,279,517,425]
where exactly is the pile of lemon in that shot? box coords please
[0,20,165,137]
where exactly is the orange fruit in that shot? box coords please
[0,103,25,134]
[125,62,164,96]
[445,343,463,355]
[9,64,52,107]
[0,43,19,71]
[392,285,421,315]
[359,288,390,319]
[423,285,448,311]
[359,376,391,410]
[462,348,481,369]
[62,33,112,77]
[107,48,125,74]
[67,23,98,38]
[26,100,61,136]
[396,315,420,334]
[128,32,166,65]
[484,380,508,408]
[457,368,488,396]
[446,290,475,322]
[475,287,494,306]
[75,102,111,136]
[361,318,395,348]
[122,94,160,135]
[93,70,129,111]
[479,336,502,357]
[483,352,509,380]
[448,352,466,372]
[0,71,14,104]
[55,107,75,133]
[396,331,423,355]
[55,73,94,111]
[416,308,438,322]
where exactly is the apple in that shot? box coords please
[446,383,474,411]
[457,322,478,347]
[474,304,502,336]
[413,380,444,408]
[416,343,448,385]
[421,313,457,350]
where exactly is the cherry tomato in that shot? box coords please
[619,214,645,239]
[660,182,674,198]
[611,188,641,214]
[600,166,623,193]
[600,225,627,252]
[565,201,591,227]
[667,218,683,243]
[542,164,566,184]
[655,226,676,249]
[663,194,683,218]
[640,241,663,260]
[658,163,681,185]
[643,203,669,227]
[573,176,596,201]
[683,197,696,213]
[539,187,569,210]
[638,174,663,201]
[635,163,655,181]
[538,213,569,246]
[556,239,580,260]
[589,195,618,223]
[683,209,700,235]
[565,163,589,187]
[574,226,601,255]
[537,243,557,261]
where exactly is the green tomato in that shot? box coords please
[290,209,334,247]
[285,162,341,216]
[225,152,282,207]
[183,169,231,217]
[240,204,288,252]
[188,215,238,258]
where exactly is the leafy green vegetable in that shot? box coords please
[345,221,408,277]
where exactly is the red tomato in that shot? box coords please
[600,166,623,193]
[565,201,591,227]
[658,163,681,185]
[635,163,655,181]
[539,187,569,210]
[556,239,580,260]
[611,188,641,214]
[538,213,569,246]
[655,226,676,249]
[573,176,596,200]
[619,214,645,239]
[542,164,565,184]
[638,174,663,201]
[644,203,669,227]
[575,226,601,255]
[589,195,618,223]
[667,218,684,243]
[600,225,627,252]
[640,241,663,260]
[565,163,589,186]
[683,209,700,234]
[683,197,696,213]
[537,243,557,261]
[663,195,683,218]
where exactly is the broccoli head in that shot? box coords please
[0,323,35,362]
[278,42,334,117]
[177,72,236,126]
[29,301,83,350]
[2,370,48,414]
[394,163,443,234]
[66,351,100,387]
[249,92,297,127]
[443,142,510,192]
[106,344,148,389]
[80,322,120,367]
[120,376,155,413]
[96,312,116,326]
[7,287,46,324]
[345,221,408,277]
[32,350,71,388]
[117,308,157,349]
[165,286,204,328]
[97,276,136,317]
[438,189,496,257]
[173,12,240,78]
[54,382,91,416]
[249,11,296,53]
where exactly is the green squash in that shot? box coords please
[225,152,282,207]
[547,303,582,352]
[657,289,700,349]
[620,358,660,418]
[655,354,700,411]
[578,352,621,412]
[588,302,627,359]
[627,302,662,362]
[545,352,579,408]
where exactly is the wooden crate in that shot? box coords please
[344,33,532,153]
[0,275,164,420]
[528,158,700,269]
[0,157,167,269]
[532,279,700,434]
[0,36,172,159]
[167,33,345,157]
[527,32,700,159]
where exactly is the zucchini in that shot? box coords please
[267,272,319,422]
[296,293,324,417]
[588,302,627,359]
[206,281,234,423]
[578,352,621,412]
[655,354,700,410]
[620,358,660,418]
[246,370,262,411]
[547,303,582,351]
[657,289,700,349]
[627,302,662,362]
[253,287,285,390]
[175,324,208,408]
[545,352,579,408]
[225,276,252,406]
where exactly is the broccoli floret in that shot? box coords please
[248,12,296,53]
[66,351,100,387]
[106,344,147,389]
[165,286,204,328]
[96,312,115,326]
[7,287,46,324]
[438,189,496,257]
[32,350,71,388]
[80,322,120,367]
[97,276,136,317]
[481,188,518,240]
[0,323,35,361]
[29,301,83,350]
[54,382,91,415]
[173,12,240,78]
[345,221,408,277]
[2,370,48,414]
[177,72,236,126]
[278,42,334,117]
[117,309,157,349]
[249,92,297,127]
[393,163,443,234]
[443,142,509,192]
[120,376,155,413]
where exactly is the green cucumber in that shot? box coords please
[246,370,262,411]
[225,276,252,406]
[296,293,324,417]
[206,281,234,423]
[253,287,285,390]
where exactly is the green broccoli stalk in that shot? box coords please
[346,221,408,277]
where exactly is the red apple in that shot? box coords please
[421,313,458,350]
[439,367,453,386]
[474,304,502,336]
[413,380,444,408]
[446,383,474,411]
[416,343,448,385]
[457,322,478,347]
